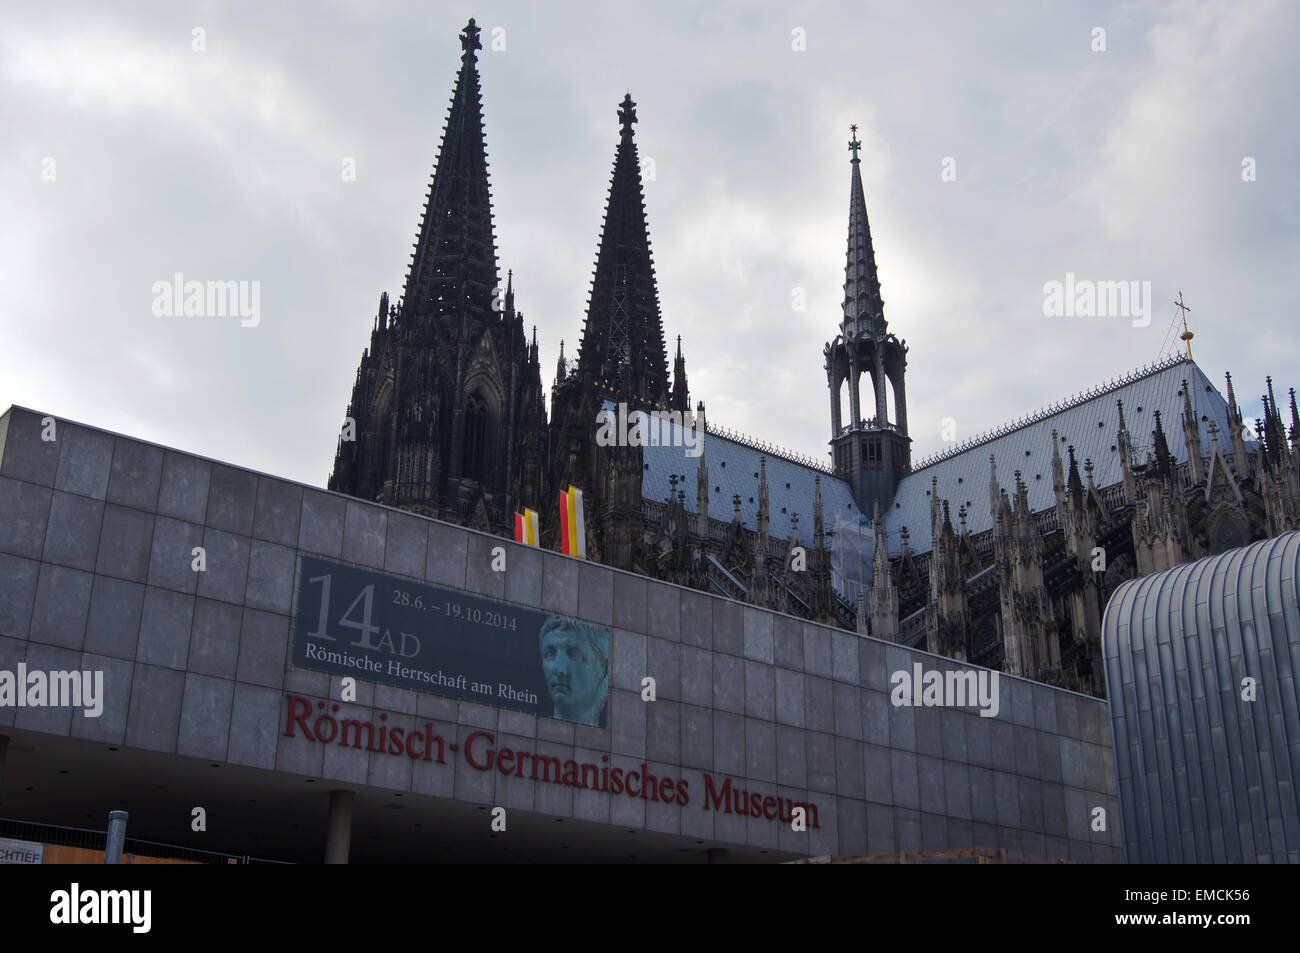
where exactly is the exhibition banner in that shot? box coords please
[291,556,610,728]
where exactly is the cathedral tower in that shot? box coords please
[824,127,910,514]
[329,19,547,532]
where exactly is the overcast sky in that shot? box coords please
[3,0,1297,488]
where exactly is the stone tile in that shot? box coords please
[745,718,776,782]
[775,667,805,728]
[576,560,612,625]
[890,750,919,810]
[106,439,163,511]
[965,713,993,768]
[383,511,427,580]
[274,693,326,777]
[830,632,860,683]
[804,675,833,733]
[1017,777,1044,832]
[29,564,93,650]
[503,543,541,606]
[773,616,802,670]
[1037,729,1063,784]
[195,528,250,605]
[0,478,52,560]
[54,425,114,499]
[537,550,576,616]
[993,771,1021,828]
[612,572,647,631]
[680,704,712,769]
[713,711,745,776]
[1060,736,1085,788]
[42,491,103,571]
[803,624,831,677]
[833,682,862,740]
[742,608,773,663]
[915,706,942,756]
[988,719,1015,771]
[245,540,295,613]
[157,452,210,523]
[861,689,890,745]
[1055,692,1080,737]
[646,637,679,702]
[943,760,972,820]
[136,586,194,670]
[124,663,185,753]
[863,743,892,804]
[889,701,917,751]
[410,721,457,798]
[940,709,968,761]
[0,635,19,726]
[464,531,506,598]
[611,628,646,692]
[712,654,744,714]
[866,802,895,854]
[176,674,235,760]
[252,477,302,547]
[646,698,680,763]
[1041,785,1067,837]
[0,409,60,484]
[680,644,711,707]
[188,598,242,679]
[645,583,679,641]
[498,710,537,738]
[836,795,867,855]
[806,730,836,796]
[147,517,204,594]
[368,711,417,793]
[744,660,774,721]
[298,489,345,559]
[611,689,646,759]
[917,754,945,814]
[342,501,387,571]
[1034,685,1059,733]
[678,590,712,649]
[1010,680,1035,726]
[834,736,864,798]
[373,683,419,715]
[0,554,39,640]
[83,576,145,659]
[95,504,153,583]
[206,464,257,536]
[970,766,997,824]
[859,639,887,694]
[776,724,807,788]
[69,653,132,745]
[712,600,742,656]
[236,608,288,689]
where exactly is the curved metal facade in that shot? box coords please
[1102,531,1300,863]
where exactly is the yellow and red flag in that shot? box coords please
[514,509,539,546]
[558,485,586,559]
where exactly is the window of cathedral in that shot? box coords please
[464,392,488,480]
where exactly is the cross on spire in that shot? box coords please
[619,93,637,137]
[848,124,861,162]
[460,18,482,57]
[1174,289,1194,360]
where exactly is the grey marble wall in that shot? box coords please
[0,406,1123,860]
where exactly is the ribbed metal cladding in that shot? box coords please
[1102,531,1300,863]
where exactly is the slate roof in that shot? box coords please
[631,355,1240,560]
[627,404,862,549]
[881,356,1235,554]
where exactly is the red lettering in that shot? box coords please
[659,777,675,803]
[284,695,315,740]
[763,795,777,819]
[675,779,689,806]
[703,774,731,812]
[389,727,405,755]
[750,793,762,816]
[497,748,515,775]
[424,723,444,763]
[406,729,423,759]
[609,768,624,794]
[339,719,376,750]
[314,714,338,743]
[642,765,659,801]
[514,750,529,777]
[465,730,494,770]
[626,771,641,797]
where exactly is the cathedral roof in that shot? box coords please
[881,354,1236,554]
[630,406,861,546]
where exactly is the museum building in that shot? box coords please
[0,405,1121,862]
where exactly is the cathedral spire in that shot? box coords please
[574,93,671,404]
[400,18,499,324]
[841,123,885,337]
